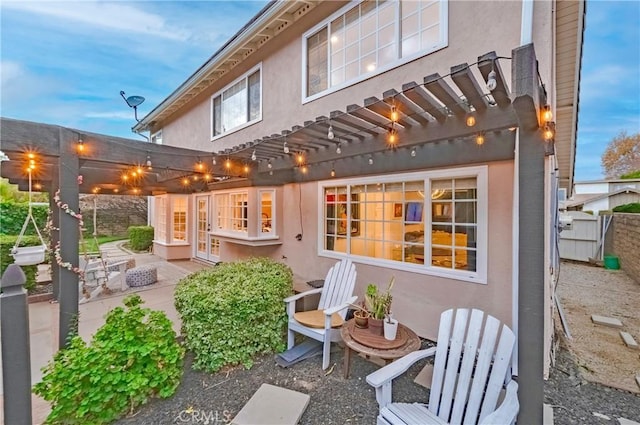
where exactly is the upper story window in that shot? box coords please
[151,130,162,144]
[304,0,447,100]
[319,166,487,284]
[211,64,262,139]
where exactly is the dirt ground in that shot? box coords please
[556,261,640,394]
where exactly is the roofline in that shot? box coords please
[568,0,586,197]
[575,178,640,184]
[565,188,640,207]
[133,0,282,133]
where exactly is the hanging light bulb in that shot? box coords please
[197,159,204,171]
[193,175,199,181]
[544,126,554,141]
[542,105,553,123]
[122,174,129,182]
[204,173,211,181]
[182,178,190,186]
[296,153,304,164]
[336,142,342,154]
[113,188,119,193]
[225,158,232,169]
[390,105,399,123]
[269,170,273,176]
[486,70,497,91]
[283,141,290,154]
[77,139,84,152]
[146,155,152,170]
[251,150,257,161]
[301,165,308,174]
[330,168,336,177]
[411,148,417,157]
[212,155,217,166]
[267,160,273,169]
[327,125,335,140]
[133,188,140,194]
[476,133,485,146]
[244,164,250,174]
[387,128,398,145]
[27,152,35,159]
[368,155,374,165]
[465,113,476,127]
[136,166,143,174]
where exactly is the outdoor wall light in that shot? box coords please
[244,164,250,174]
[196,159,204,171]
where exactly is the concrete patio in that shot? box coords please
[0,241,209,424]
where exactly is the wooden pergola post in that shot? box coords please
[512,43,545,423]
[49,166,60,301]
[58,128,80,348]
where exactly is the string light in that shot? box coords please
[542,105,553,123]
[368,155,374,165]
[225,158,232,169]
[27,153,35,159]
[301,165,308,174]
[182,178,190,186]
[114,188,119,193]
[132,188,140,194]
[244,164,250,174]
[465,113,476,127]
[197,159,204,171]
[136,166,143,174]
[411,148,417,157]
[387,127,398,145]
[204,173,211,181]
[390,104,399,123]
[122,174,129,182]
[283,141,290,154]
[193,175,199,181]
[476,133,485,146]
[251,150,257,161]
[146,155,152,170]
[336,141,342,154]
[34,182,42,190]
[544,126,554,141]
[212,155,217,166]
[267,160,273,169]
[296,153,304,165]
[330,168,336,177]
[77,139,84,152]
[327,125,335,140]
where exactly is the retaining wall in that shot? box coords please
[611,213,640,283]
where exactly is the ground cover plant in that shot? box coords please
[175,257,292,372]
[34,295,184,424]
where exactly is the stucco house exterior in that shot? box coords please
[129,0,584,420]
[563,178,640,214]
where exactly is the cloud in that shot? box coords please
[1,1,190,41]
[0,60,60,108]
[84,111,135,120]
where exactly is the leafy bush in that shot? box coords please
[34,295,184,424]
[0,201,48,235]
[127,225,154,251]
[0,235,41,291]
[613,203,640,213]
[175,257,293,372]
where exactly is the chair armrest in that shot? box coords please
[323,296,357,316]
[366,347,437,388]
[480,380,519,425]
[283,287,323,303]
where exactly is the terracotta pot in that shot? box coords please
[354,311,369,328]
[368,317,384,336]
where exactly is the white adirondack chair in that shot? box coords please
[366,308,519,425]
[284,259,357,370]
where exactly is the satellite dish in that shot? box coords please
[120,91,146,122]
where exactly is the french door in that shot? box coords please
[195,195,220,262]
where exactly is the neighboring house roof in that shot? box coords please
[554,0,586,194]
[575,178,640,185]
[133,0,315,133]
[564,188,640,209]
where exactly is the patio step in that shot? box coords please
[231,384,309,425]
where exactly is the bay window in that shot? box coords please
[154,195,189,244]
[320,167,487,283]
[304,0,447,100]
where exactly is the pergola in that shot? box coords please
[1,44,551,419]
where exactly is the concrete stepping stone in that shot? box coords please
[618,418,640,425]
[591,314,623,328]
[231,383,310,425]
[619,331,639,349]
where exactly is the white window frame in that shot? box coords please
[210,63,262,140]
[151,130,163,144]
[155,195,167,243]
[302,0,448,103]
[318,166,488,284]
[258,189,276,236]
[171,196,188,243]
[212,190,250,236]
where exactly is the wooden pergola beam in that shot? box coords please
[364,96,415,128]
[330,110,385,136]
[478,51,512,109]
[450,63,488,113]
[424,73,469,117]
[401,82,448,123]
[382,89,431,126]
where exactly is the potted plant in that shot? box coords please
[350,301,370,328]
[365,277,394,336]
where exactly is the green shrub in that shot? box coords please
[0,201,48,235]
[175,257,293,372]
[613,203,640,213]
[34,294,184,424]
[127,226,154,251]
[0,235,41,291]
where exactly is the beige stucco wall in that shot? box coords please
[157,1,552,153]
[204,160,514,340]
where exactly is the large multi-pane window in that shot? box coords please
[304,0,447,99]
[172,197,187,242]
[320,167,486,282]
[211,65,261,138]
[215,192,249,233]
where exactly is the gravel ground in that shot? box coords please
[115,339,639,425]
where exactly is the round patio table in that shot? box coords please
[340,319,420,378]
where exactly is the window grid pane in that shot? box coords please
[173,198,187,242]
[156,197,166,242]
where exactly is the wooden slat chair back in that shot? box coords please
[366,308,519,425]
[284,259,357,369]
